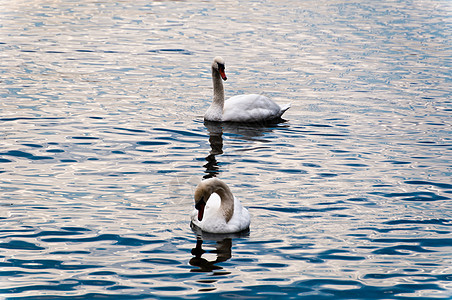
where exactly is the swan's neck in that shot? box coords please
[215,184,234,222]
[205,68,224,121]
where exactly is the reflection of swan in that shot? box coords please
[189,238,232,273]
[205,57,291,123]
[191,178,250,233]
[203,122,224,179]
[204,120,287,143]
[189,228,249,273]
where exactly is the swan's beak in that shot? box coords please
[219,69,227,81]
[197,203,205,221]
[195,198,206,221]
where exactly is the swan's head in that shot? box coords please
[212,56,227,81]
[194,178,228,221]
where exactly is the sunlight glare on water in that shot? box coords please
[0,0,451,299]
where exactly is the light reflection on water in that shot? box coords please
[1,0,451,298]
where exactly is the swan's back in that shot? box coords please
[223,94,289,122]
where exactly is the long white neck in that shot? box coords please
[205,67,224,121]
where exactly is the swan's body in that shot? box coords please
[205,57,291,123]
[191,178,250,234]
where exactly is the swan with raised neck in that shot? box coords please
[204,56,291,123]
[205,56,227,122]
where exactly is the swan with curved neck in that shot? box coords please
[191,178,250,234]
[205,56,291,123]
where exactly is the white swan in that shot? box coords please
[205,56,291,123]
[191,178,250,234]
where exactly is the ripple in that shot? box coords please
[22,143,43,148]
[3,229,87,239]
[318,173,338,178]
[405,180,452,189]
[372,245,435,255]
[317,249,366,261]
[113,127,147,134]
[10,294,151,300]
[71,136,100,140]
[0,150,53,160]
[154,127,206,138]
[1,0,451,298]
[42,234,165,246]
[0,117,63,122]
[141,258,181,265]
[1,259,101,270]
[249,206,348,214]
[364,272,452,282]
[46,149,64,153]
[372,238,452,248]
[148,48,193,55]
[0,240,45,251]
[374,191,449,202]
[0,279,117,295]
[384,219,452,226]
[136,141,170,146]
[203,278,445,299]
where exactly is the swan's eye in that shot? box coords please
[217,63,225,70]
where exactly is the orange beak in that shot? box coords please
[219,69,227,81]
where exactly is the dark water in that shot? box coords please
[1,0,451,299]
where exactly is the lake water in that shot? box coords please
[1,0,451,299]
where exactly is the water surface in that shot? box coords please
[1,0,451,299]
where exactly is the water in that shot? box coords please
[1,0,451,298]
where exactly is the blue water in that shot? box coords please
[1,0,451,299]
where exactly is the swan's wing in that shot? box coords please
[225,94,280,111]
[227,196,251,231]
[223,94,287,122]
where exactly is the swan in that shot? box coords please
[204,56,291,123]
[191,178,250,234]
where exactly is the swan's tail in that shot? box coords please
[279,103,291,117]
